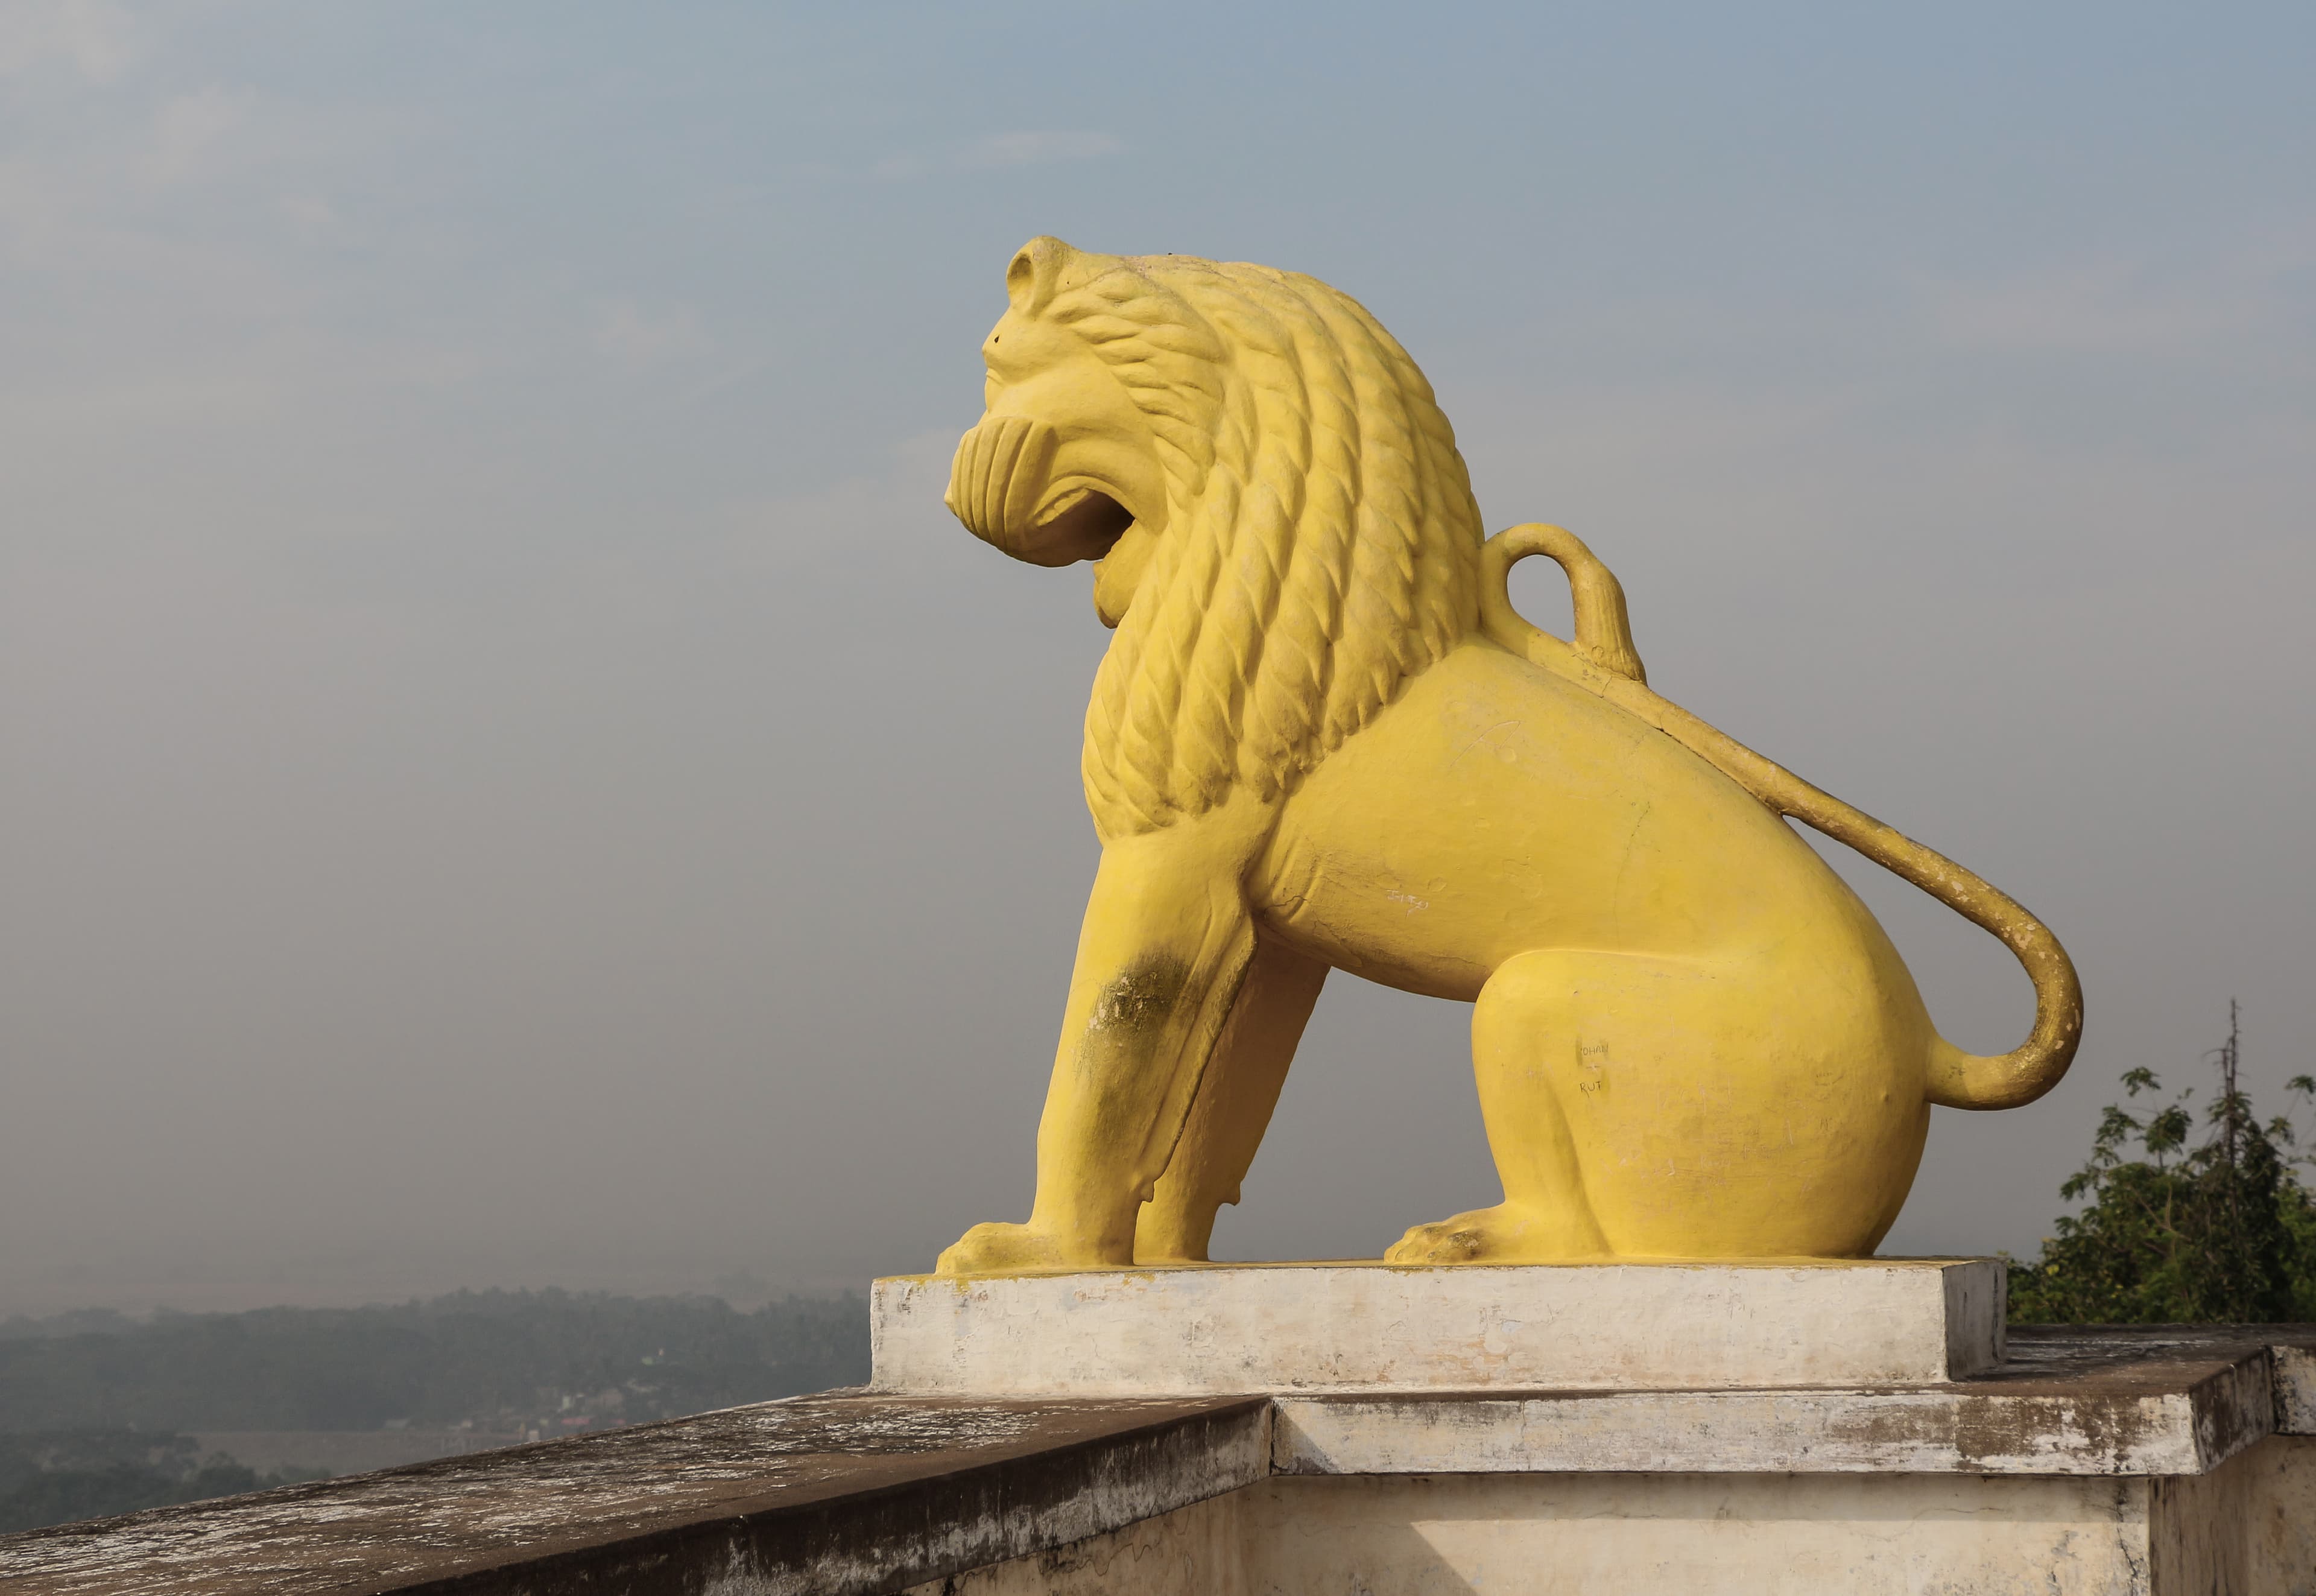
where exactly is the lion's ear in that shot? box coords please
[1007,236,1078,317]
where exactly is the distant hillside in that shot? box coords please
[0,1289,870,1437]
[0,1432,315,1536]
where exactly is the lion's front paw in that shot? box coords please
[935,1221,1077,1277]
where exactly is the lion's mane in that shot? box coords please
[1027,245,1484,838]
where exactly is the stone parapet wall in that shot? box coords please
[911,1452,2316,1596]
[3,1326,2311,1595]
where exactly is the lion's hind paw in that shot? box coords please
[1384,1217,1493,1265]
[1384,1203,1607,1265]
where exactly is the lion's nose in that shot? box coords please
[946,413,1059,557]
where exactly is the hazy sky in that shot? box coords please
[4,2,2311,1314]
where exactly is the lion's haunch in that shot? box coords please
[947,415,1129,567]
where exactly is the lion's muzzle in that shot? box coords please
[946,414,1131,566]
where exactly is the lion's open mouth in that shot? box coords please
[1028,484,1133,560]
[947,416,1133,567]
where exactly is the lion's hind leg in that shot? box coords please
[1387,949,1719,1265]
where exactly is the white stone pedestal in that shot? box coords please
[864,1265,2316,1594]
[872,1258,2004,1396]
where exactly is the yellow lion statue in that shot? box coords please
[936,236,2081,1274]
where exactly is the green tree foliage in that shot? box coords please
[2009,1005,2316,1323]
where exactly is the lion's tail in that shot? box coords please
[1480,524,2083,1112]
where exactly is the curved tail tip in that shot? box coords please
[1926,1028,2081,1112]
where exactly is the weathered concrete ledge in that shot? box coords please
[3,1328,2311,1596]
[0,1395,1271,1596]
[873,1259,2005,1395]
[1274,1330,2279,1477]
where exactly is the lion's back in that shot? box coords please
[1256,641,1876,996]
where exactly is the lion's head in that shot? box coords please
[948,237,1482,839]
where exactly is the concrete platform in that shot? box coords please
[872,1259,2004,1395]
[1271,1329,2278,1476]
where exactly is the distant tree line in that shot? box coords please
[0,1433,315,1536]
[0,1289,869,1435]
[2008,1006,2316,1323]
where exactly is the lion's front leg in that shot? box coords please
[935,800,1270,1276]
[1133,934,1326,1263]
